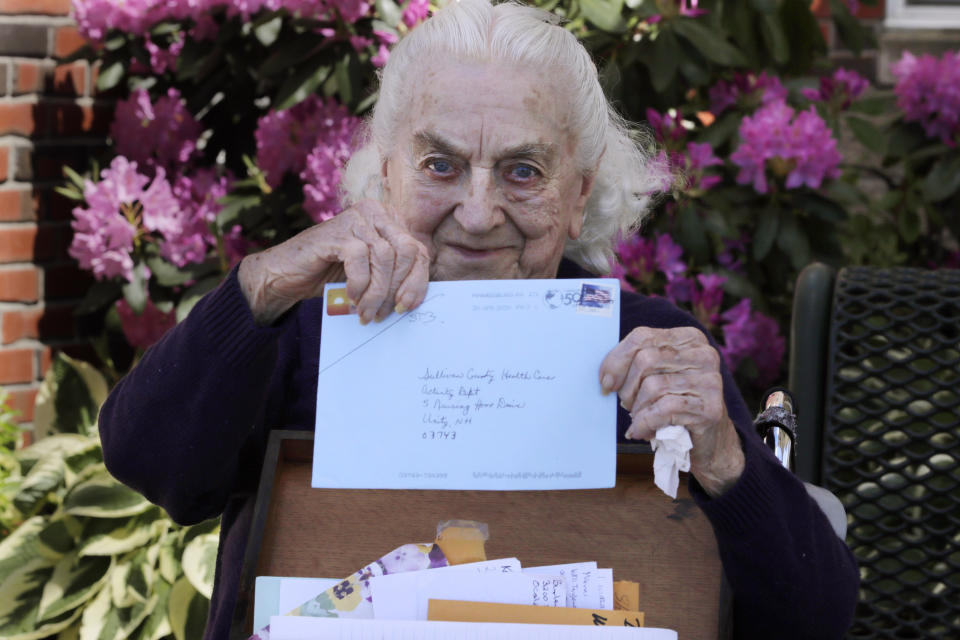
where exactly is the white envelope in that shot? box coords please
[313,279,620,490]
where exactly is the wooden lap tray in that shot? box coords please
[232,430,731,639]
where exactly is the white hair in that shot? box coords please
[339,0,666,274]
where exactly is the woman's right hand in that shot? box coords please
[238,199,431,325]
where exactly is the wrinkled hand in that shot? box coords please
[238,200,430,325]
[599,326,745,497]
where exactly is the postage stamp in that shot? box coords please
[577,283,614,316]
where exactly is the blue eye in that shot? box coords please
[509,164,538,181]
[427,159,454,174]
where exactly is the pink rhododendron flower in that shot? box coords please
[402,0,430,27]
[664,275,695,304]
[111,87,202,173]
[891,50,960,145]
[692,273,726,328]
[371,44,390,67]
[646,108,687,146]
[683,142,722,191]
[730,99,841,193]
[719,299,784,387]
[145,36,184,74]
[709,72,787,116]
[655,233,686,279]
[255,96,360,189]
[607,259,637,293]
[69,156,179,282]
[163,168,234,267]
[116,298,177,350]
[802,68,868,109]
[615,234,657,285]
[301,128,359,223]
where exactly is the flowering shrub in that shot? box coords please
[60,0,950,403]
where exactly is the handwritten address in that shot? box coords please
[414,366,558,438]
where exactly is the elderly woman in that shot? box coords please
[99,1,859,638]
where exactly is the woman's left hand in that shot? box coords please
[599,326,745,497]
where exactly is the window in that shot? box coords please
[886,0,960,28]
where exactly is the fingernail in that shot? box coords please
[395,303,407,314]
[624,428,635,440]
[601,374,613,393]
[359,312,370,326]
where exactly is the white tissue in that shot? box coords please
[650,425,692,499]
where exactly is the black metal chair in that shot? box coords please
[789,264,960,639]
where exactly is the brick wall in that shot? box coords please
[0,0,107,426]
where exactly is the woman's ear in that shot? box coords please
[568,170,597,240]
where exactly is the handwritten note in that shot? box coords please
[313,279,620,490]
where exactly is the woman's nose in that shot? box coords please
[453,168,505,234]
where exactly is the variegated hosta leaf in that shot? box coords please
[57,620,80,640]
[38,516,78,556]
[80,507,167,557]
[79,580,158,640]
[63,471,151,519]
[33,353,108,440]
[110,548,154,609]
[0,581,83,640]
[63,442,105,488]
[129,577,172,640]
[167,577,209,640]
[178,517,219,549]
[37,552,112,624]
[14,454,66,516]
[181,532,218,599]
[157,536,180,585]
[0,516,62,587]
[16,434,91,478]
[0,564,55,625]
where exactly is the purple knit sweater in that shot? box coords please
[99,260,858,640]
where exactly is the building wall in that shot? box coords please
[0,0,105,427]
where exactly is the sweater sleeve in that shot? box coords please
[691,377,860,639]
[98,267,293,525]
[618,293,859,640]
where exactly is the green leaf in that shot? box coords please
[846,116,886,155]
[132,578,172,640]
[886,124,927,158]
[121,263,148,315]
[0,517,61,586]
[75,280,122,316]
[696,110,742,149]
[38,518,78,557]
[922,154,960,202]
[753,206,780,260]
[63,165,87,190]
[96,61,125,92]
[647,30,680,92]
[63,471,152,519]
[273,62,331,111]
[775,213,811,270]
[33,353,108,440]
[37,553,112,624]
[578,0,627,33]
[253,16,283,47]
[54,185,85,201]
[144,256,218,288]
[897,204,922,243]
[849,94,896,116]
[749,0,779,13]
[375,0,404,28]
[671,19,747,67]
[181,533,218,600]
[794,192,847,222]
[175,276,221,323]
[79,508,168,557]
[15,434,92,477]
[13,453,65,516]
[759,14,789,64]
[78,579,156,640]
[167,578,209,640]
[677,203,710,263]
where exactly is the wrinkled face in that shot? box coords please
[382,60,595,281]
